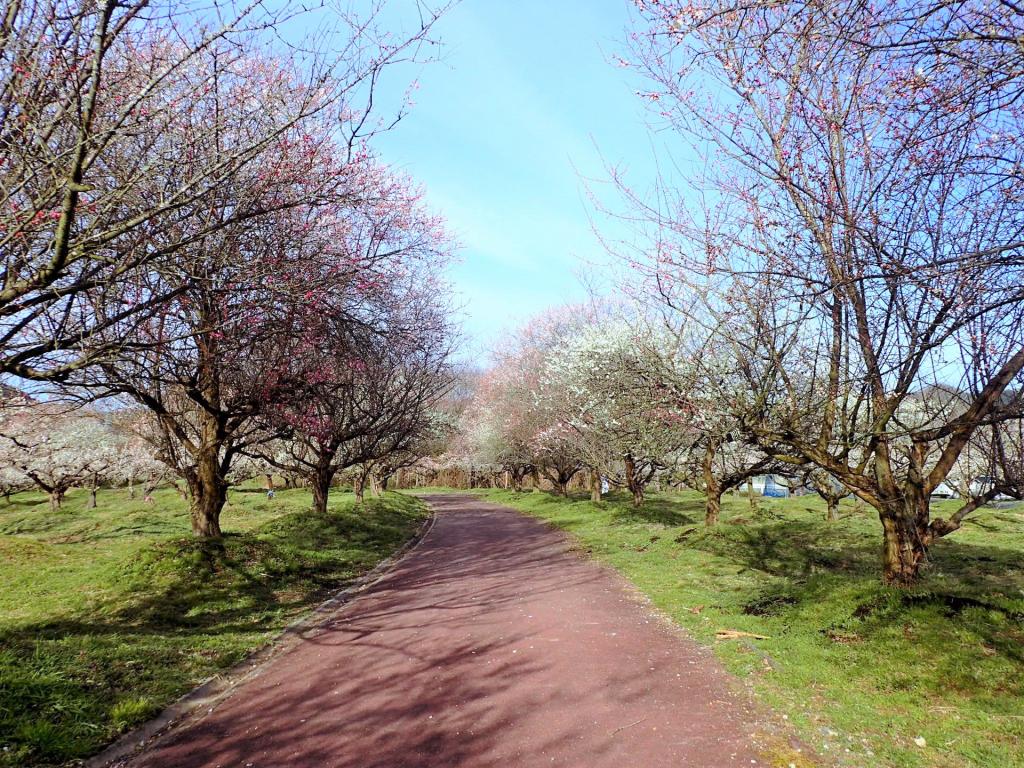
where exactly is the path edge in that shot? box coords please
[87,505,437,768]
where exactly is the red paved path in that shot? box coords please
[126,495,765,767]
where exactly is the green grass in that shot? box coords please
[0,485,428,767]
[474,488,1024,768]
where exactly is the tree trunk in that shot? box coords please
[624,454,644,507]
[826,496,839,521]
[49,488,64,511]
[880,506,927,585]
[311,469,334,515]
[84,473,99,509]
[127,475,135,500]
[188,451,226,538]
[512,469,525,492]
[705,487,722,526]
[354,472,367,502]
[747,480,759,514]
[590,469,602,503]
[702,443,721,526]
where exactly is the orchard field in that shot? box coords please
[1,0,1024,766]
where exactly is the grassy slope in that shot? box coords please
[0,485,428,767]
[475,488,1024,768]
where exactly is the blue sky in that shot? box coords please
[370,0,659,361]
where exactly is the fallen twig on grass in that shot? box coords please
[715,629,769,640]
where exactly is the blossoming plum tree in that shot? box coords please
[626,0,1024,583]
[465,307,595,494]
[255,263,457,514]
[0,0,445,382]
[0,405,121,509]
[538,316,691,506]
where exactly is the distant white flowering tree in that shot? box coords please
[540,318,690,506]
[0,406,121,509]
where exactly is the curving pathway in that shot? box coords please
[124,494,767,767]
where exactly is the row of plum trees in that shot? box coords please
[460,0,1024,586]
[461,304,1024,585]
[612,0,1024,584]
[0,384,453,514]
[460,306,779,508]
[0,1,458,535]
[0,402,168,509]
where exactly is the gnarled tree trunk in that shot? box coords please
[312,480,329,513]
[880,506,927,585]
[542,464,580,497]
[353,466,371,502]
[310,459,337,515]
[187,449,227,538]
[876,480,934,585]
[623,454,644,507]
